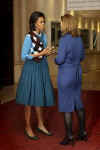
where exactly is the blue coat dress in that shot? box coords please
[55,33,85,112]
[16,32,54,106]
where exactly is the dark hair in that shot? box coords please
[29,11,45,32]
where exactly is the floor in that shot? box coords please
[0,91,100,150]
[0,85,17,104]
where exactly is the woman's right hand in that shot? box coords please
[41,47,51,56]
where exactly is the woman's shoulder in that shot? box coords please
[60,34,72,42]
[22,33,32,46]
[23,33,31,42]
[73,36,83,43]
[25,33,31,38]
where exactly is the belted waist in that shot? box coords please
[59,63,81,81]
[59,63,80,68]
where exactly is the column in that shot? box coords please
[20,0,27,43]
[97,21,100,51]
[13,0,27,84]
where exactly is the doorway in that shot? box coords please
[0,0,13,87]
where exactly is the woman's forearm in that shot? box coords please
[30,51,45,58]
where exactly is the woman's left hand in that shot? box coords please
[46,47,57,56]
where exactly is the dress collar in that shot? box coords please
[33,31,42,37]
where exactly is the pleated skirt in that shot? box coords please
[16,59,54,106]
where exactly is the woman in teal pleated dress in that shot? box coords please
[16,11,54,140]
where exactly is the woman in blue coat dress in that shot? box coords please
[16,11,54,140]
[55,14,87,145]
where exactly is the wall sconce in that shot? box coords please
[70,10,74,16]
[97,21,100,32]
[84,18,88,29]
[91,20,94,31]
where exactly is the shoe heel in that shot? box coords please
[60,137,75,146]
[83,135,88,141]
[69,138,75,146]
[77,132,88,142]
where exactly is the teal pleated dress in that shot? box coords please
[16,32,54,106]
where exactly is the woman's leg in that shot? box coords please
[64,112,73,138]
[76,108,87,140]
[35,107,50,133]
[60,112,75,145]
[25,106,36,136]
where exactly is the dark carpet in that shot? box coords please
[0,90,100,150]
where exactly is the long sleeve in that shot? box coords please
[21,34,34,61]
[55,37,67,65]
